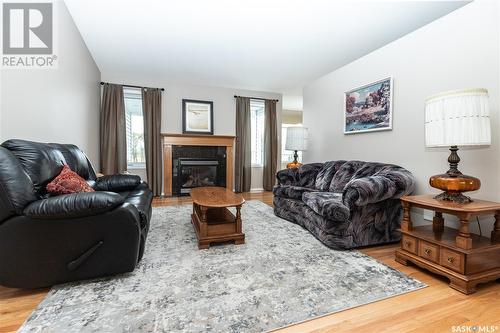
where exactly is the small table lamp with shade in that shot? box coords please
[285,127,308,168]
[425,88,491,203]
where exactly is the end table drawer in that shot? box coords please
[418,241,439,263]
[440,248,465,274]
[401,235,417,254]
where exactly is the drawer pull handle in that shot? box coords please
[447,257,454,263]
[405,241,412,248]
[424,248,431,255]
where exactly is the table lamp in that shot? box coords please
[285,127,308,168]
[425,88,491,203]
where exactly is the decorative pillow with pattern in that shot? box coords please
[46,165,94,195]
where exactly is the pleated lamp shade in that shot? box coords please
[425,88,491,148]
[285,127,308,151]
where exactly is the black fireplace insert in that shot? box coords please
[172,146,226,196]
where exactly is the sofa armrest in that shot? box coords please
[24,192,124,219]
[343,169,415,207]
[276,163,323,188]
[342,176,398,207]
[94,174,141,192]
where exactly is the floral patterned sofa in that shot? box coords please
[273,160,416,250]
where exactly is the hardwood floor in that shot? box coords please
[1,191,499,333]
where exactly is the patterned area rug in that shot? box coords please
[19,201,425,333]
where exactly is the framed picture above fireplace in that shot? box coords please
[182,99,214,135]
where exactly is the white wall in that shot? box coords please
[102,72,282,190]
[0,70,3,140]
[0,1,101,168]
[303,0,499,235]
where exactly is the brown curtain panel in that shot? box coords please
[235,97,252,193]
[100,83,127,175]
[142,88,162,197]
[263,99,278,191]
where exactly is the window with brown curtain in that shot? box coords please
[142,88,162,196]
[100,83,127,175]
[235,97,252,192]
[263,99,278,191]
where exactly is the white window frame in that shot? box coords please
[250,99,265,167]
[124,87,146,169]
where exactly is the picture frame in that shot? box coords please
[182,99,214,135]
[344,77,393,134]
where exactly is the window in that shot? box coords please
[281,124,303,169]
[124,87,145,168]
[250,99,265,167]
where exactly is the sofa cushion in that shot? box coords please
[48,143,97,181]
[1,139,66,196]
[0,147,38,220]
[46,165,95,195]
[315,160,346,191]
[329,161,391,192]
[276,163,323,188]
[329,161,366,192]
[273,185,316,200]
[302,192,350,222]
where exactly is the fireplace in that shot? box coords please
[172,146,226,196]
[162,134,235,197]
[178,159,221,194]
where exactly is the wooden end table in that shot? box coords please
[189,187,245,249]
[395,195,500,294]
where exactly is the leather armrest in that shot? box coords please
[23,192,124,219]
[94,174,141,192]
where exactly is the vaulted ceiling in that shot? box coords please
[65,0,469,93]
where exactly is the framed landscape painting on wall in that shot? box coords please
[182,99,214,135]
[344,77,393,134]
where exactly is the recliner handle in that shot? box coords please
[67,240,104,271]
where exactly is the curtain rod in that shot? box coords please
[234,95,279,102]
[100,81,165,91]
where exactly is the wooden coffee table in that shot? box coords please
[190,187,245,249]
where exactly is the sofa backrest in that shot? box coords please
[47,143,97,181]
[315,160,346,191]
[1,139,97,197]
[314,160,406,193]
[0,147,38,221]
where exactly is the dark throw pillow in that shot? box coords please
[46,165,95,195]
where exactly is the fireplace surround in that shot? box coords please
[162,134,235,197]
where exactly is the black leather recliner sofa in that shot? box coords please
[0,139,153,288]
